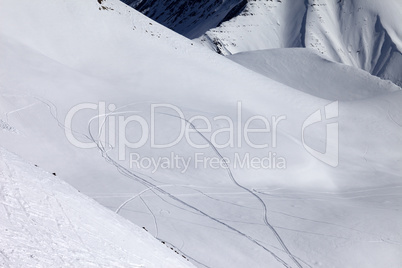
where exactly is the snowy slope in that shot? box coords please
[123,0,247,39]
[198,0,306,53]
[0,147,193,268]
[1,0,402,267]
[228,48,401,101]
[196,0,402,86]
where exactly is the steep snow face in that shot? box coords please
[228,48,401,101]
[198,0,306,53]
[0,148,194,268]
[301,0,402,87]
[123,0,248,39]
[196,0,402,86]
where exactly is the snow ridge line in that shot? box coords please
[156,238,211,268]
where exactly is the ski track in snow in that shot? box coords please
[140,195,159,237]
[42,95,399,267]
[10,94,401,267]
[162,112,306,268]
[2,1,401,267]
[5,102,40,122]
[79,103,314,268]
[83,107,301,268]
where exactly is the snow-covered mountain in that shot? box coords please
[1,0,401,267]
[199,0,402,86]
[122,0,248,39]
[127,0,402,86]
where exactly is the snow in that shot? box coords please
[123,0,248,39]
[227,48,401,101]
[0,147,194,267]
[0,0,402,267]
[197,0,402,86]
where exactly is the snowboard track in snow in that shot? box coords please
[83,104,310,268]
[2,94,310,267]
[162,112,306,268]
[17,94,311,267]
